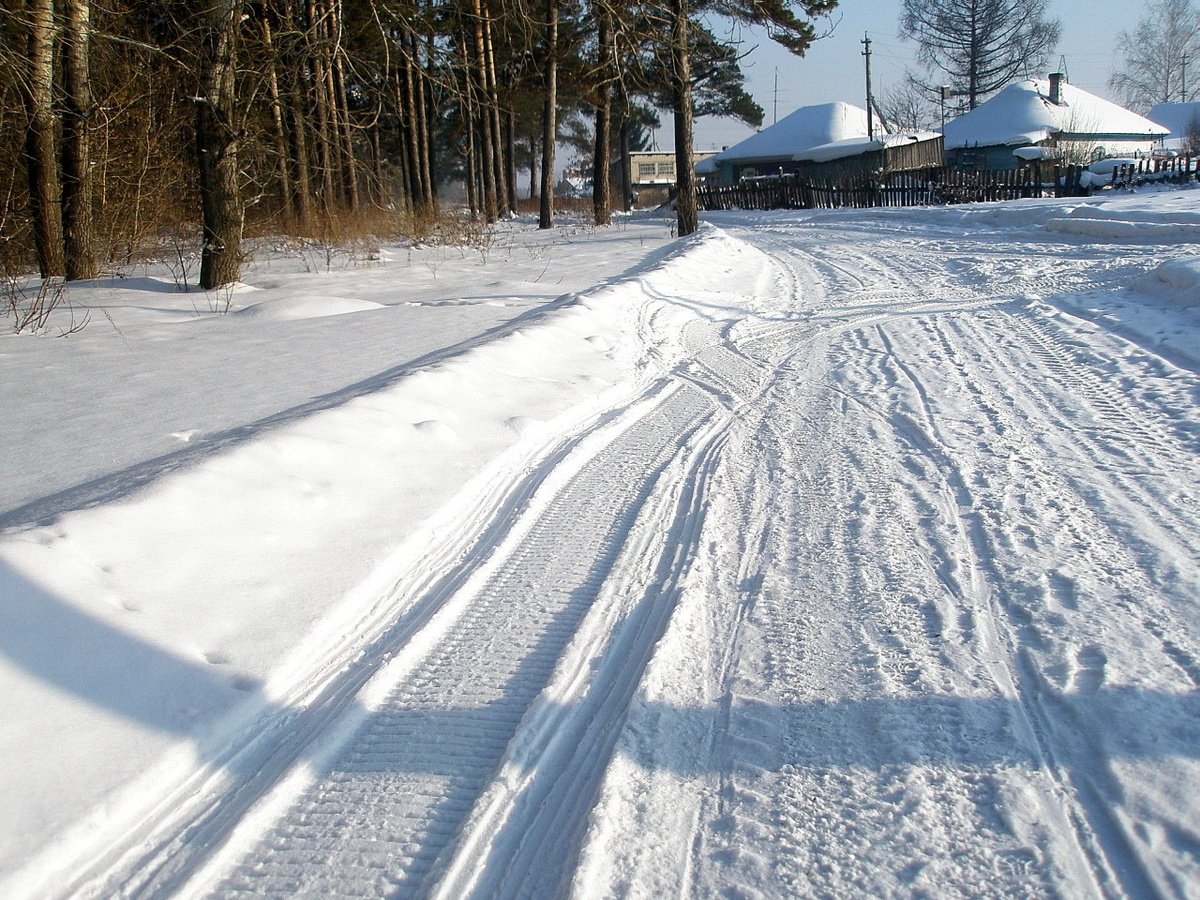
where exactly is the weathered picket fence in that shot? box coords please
[1109,155,1198,188]
[698,161,1195,212]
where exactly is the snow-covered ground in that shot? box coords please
[2,189,1198,899]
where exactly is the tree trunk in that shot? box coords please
[470,0,498,220]
[412,31,435,209]
[330,2,359,211]
[23,0,65,278]
[282,0,314,228]
[459,33,480,218]
[400,43,427,211]
[287,79,315,228]
[308,0,339,212]
[196,0,245,290]
[591,2,613,225]
[391,66,412,211]
[61,0,97,280]
[260,11,295,223]
[529,132,538,202]
[369,116,384,207]
[670,0,698,236]
[539,0,558,229]
[504,108,517,213]
[482,7,507,214]
[619,115,633,212]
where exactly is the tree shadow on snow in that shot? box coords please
[0,295,576,533]
[4,555,1199,898]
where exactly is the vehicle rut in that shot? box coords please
[199,385,720,900]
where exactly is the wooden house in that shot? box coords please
[944,74,1168,170]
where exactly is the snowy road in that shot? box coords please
[581,210,1200,898]
[5,197,1200,899]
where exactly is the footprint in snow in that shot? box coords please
[1071,644,1108,695]
[412,420,458,440]
[505,416,542,436]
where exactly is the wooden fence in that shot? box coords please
[698,160,1196,212]
[1109,155,1198,188]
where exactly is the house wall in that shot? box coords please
[630,151,718,187]
[947,145,1027,170]
[949,136,1160,170]
[882,138,945,172]
[1053,136,1161,162]
[729,158,794,183]
[726,137,943,183]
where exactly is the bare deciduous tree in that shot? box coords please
[60,0,97,281]
[877,75,941,132]
[0,0,804,288]
[1110,0,1200,112]
[900,0,1061,109]
[539,0,558,229]
[21,0,65,278]
[1186,111,1200,152]
[591,0,614,225]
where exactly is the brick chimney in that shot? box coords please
[1049,72,1065,105]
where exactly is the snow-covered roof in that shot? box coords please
[1013,146,1062,161]
[796,131,941,163]
[710,102,885,165]
[943,78,1168,150]
[1147,102,1200,148]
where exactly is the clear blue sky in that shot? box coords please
[670,0,1139,150]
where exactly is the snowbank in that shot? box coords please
[1135,257,1200,304]
[233,294,385,320]
[1045,202,1200,241]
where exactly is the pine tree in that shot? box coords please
[667,0,835,235]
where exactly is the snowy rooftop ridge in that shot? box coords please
[943,78,1168,150]
[1148,101,1200,150]
[796,131,942,164]
[708,101,886,164]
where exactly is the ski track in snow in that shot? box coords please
[19,202,1200,899]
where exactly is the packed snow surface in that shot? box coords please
[2,189,1200,899]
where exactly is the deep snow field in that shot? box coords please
[1,188,1199,899]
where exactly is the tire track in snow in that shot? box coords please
[877,309,1200,898]
[635,219,1200,899]
[1005,308,1184,460]
[960,307,1200,694]
[675,313,1063,898]
[867,319,1141,898]
[189,384,722,900]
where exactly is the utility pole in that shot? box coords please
[1182,54,1189,102]
[773,67,779,124]
[861,34,874,141]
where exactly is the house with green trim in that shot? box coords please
[944,75,1168,170]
